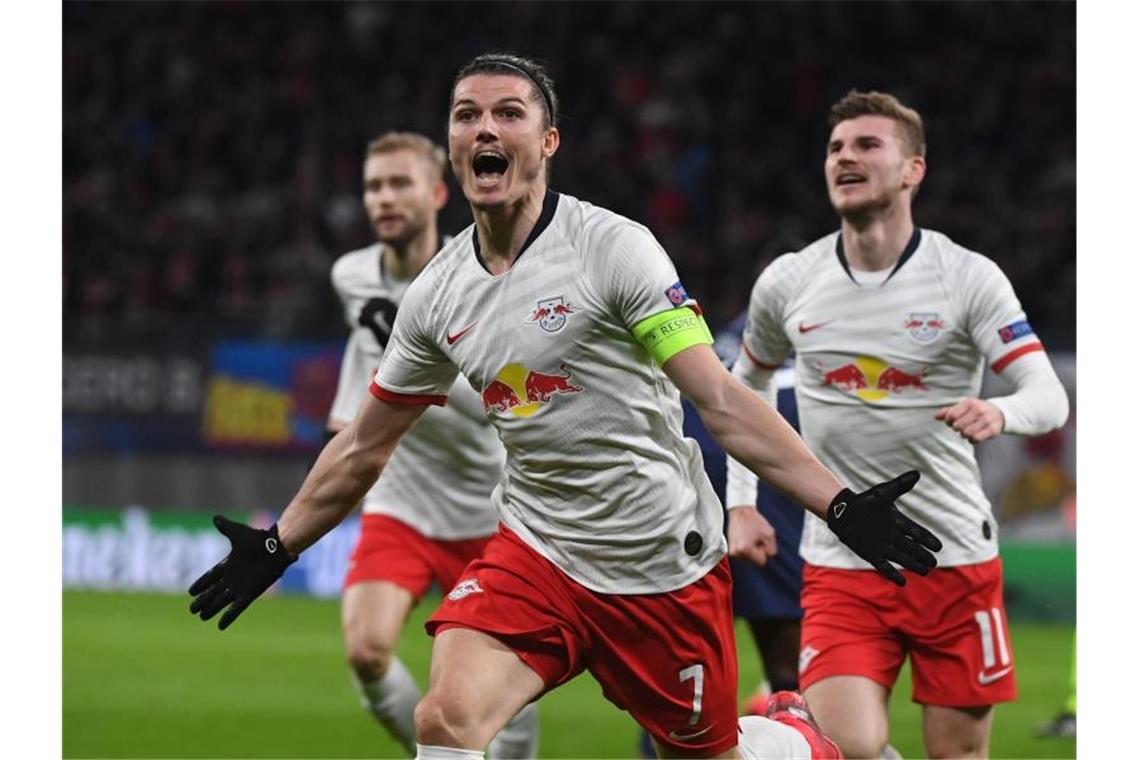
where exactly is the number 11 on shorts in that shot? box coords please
[679,664,704,726]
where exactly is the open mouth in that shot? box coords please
[473,151,509,185]
[836,173,866,187]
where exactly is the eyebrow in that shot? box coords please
[452,96,530,109]
[828,135,883,148]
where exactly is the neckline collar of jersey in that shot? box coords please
[472,189,560,275]
[835,226,922,285]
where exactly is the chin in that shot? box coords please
[465,186,511,209]
[833,194,886,219]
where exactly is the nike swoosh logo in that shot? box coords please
[446,323,477,345]
[798,321,832,333]
[977,666,1013,685]
[668,726,712,742]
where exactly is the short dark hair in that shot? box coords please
[828,90,926,157]
[452,52,558,129]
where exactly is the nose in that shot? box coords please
[475,112,499,142]
[375,184,397,205]
[834,143,858,166]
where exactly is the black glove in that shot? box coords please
[188,515,296,630]
[826,470,943,586]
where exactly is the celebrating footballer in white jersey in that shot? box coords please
[190,57,944,760]
[727,91,1069,760]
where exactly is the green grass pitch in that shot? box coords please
[63,591,1075,758]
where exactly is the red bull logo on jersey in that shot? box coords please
[816,356,929,401]
[481,362,583,417]
[904,312,946,343]
[526,296,576,333]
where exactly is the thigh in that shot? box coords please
[922,704,993,759]
[426,527,589,692]
[798,565,905,692]
[425,627,546,732]
[344,514,436,600]
[586,558,740,758]
[341,580,416,652]
[905,558,1017,707]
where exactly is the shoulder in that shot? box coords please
[920,229,1005,284]
[330,243,383,289]
[400,226,474,311]
[418,226,475,283]
[557,193,660,256]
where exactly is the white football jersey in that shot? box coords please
[741,229,1048,568]
[328,242,503,539]
[373,191,726,594]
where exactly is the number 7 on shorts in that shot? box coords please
[679,664,704,726]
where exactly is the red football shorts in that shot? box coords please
[426,526,740,756]
[343,514,492,602]
[799,557,1017,706]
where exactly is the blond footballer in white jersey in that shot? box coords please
[727,92,1068,760]
[191,60,941,759]
[328,241,501,539]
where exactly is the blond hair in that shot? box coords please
[366,132,448,181]
[828,90,926,157]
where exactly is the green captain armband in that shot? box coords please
[631,307,715,365]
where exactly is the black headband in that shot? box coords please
[486,60,555,125]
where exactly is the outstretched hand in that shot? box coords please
[188,515,296,630]
[826,470,942,586]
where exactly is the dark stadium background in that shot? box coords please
[61,2,1076,758]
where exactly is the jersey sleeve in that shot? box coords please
[371,272,458,405]
[739,255,796,369]
[328,330,372,426]
[329,254,358,329]
[960,253,1045,374]
[586,221,701,329]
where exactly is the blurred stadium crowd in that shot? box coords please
[63,1,1074,348]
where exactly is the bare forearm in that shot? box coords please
[701,378,840,518]
[276,427,387,554]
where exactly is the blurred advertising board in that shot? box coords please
[63,352,207,453]
[61,506,1071,621]
[63,340,344,454]
[202,341,342,451]
[63,507,360,599]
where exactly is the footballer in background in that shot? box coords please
[325,131,536,757]
[728,90,1070,759]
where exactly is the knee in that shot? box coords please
[829,727,889,760]
[414,692,489,748]
[345,635,394,682]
